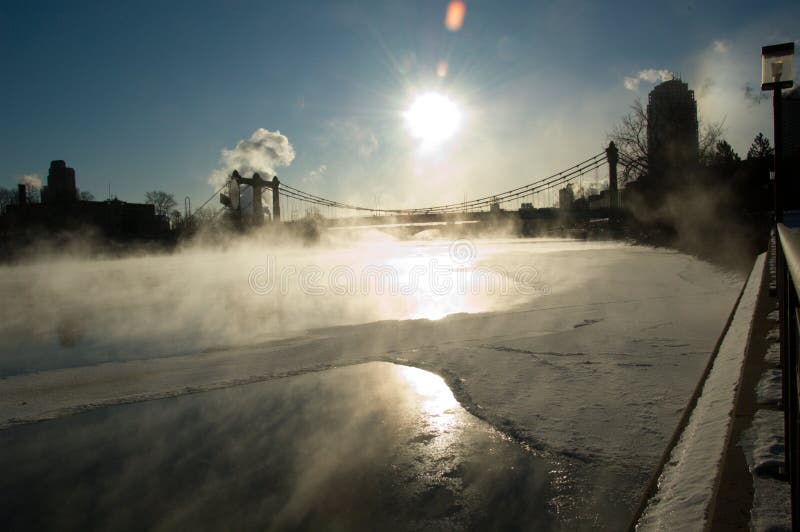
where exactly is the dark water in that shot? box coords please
[0,362,561,531]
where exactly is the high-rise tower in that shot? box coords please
[646,79,699,177]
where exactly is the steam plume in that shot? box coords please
[18,174,42,189]
[208,128,295,185]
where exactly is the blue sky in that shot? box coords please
[1,0,798,210]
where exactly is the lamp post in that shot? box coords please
[761,42,794,223]
[762,41,796,529]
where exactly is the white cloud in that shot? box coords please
[208,128,295,186]
[302,164,327,185]
[712,40,730,54]
[623,69,673,91]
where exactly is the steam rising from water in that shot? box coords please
[0,232,560,374]
[0,231,743,377]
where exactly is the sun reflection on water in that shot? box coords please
[397,365,460,432]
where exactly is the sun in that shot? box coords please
[404,92,462,146]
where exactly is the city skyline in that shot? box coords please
[1,0,797,210]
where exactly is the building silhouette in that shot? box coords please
[646,78,699,178]
[558,184,574,209]
[781,86,800,206]
[42,160,78,204]
[1,160,168,239]
[783,86,800,165]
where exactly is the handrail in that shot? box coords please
[778,224,800,298]
[775,223,800,528]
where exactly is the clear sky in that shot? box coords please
[1,0,797,210]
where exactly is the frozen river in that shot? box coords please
[0,235,744,529]
[2,362,559,531]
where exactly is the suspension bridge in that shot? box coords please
[190,143,622,229]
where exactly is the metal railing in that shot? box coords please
[776,223,800,527]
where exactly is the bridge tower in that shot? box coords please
[605,141,619,211]
[220,170,281,224]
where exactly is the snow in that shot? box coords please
[756,369,782,406]
[0,237,744,528]
[745,258,791,531]
[765,342,781,366]
[636,253,765,531]
[742,410,792,532]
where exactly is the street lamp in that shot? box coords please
[762,42,794,223]
[762,42,797,530]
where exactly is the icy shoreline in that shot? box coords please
[0,239,744,527]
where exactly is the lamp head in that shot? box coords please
[762,42,794,90]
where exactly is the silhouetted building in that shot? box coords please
[558,185,574,210]
[647,79,699,177]
[782,86,800,208]
[42,160,78,204]
[1,161,168,239]
[588,190,620,210]
[783,86,800,164]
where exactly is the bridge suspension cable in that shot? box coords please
[404,152,608,213]
[212,151,610,219]
[270,151,608,217]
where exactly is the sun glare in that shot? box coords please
[404,93,462,146]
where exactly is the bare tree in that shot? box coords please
[79,190,95,201]
[698,121,725,166]
[144,191,177,217]
[0,187,17,213]
[609,99,725,184]
[608,100,649,186]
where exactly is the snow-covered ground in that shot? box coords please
[0,235,744,528]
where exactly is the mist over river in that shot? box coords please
[0,235,743,529]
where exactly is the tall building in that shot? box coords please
[42,160,78,204]
[646,78,699,177]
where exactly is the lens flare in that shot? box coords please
[444,0,466,31]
